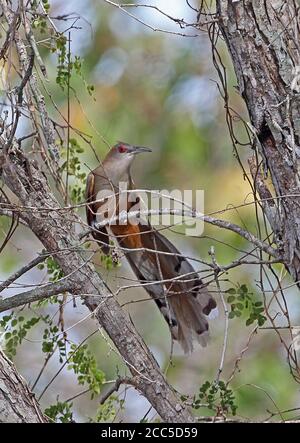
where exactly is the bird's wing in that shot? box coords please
[86,172,110,254]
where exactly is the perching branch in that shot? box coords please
[94,207,279,258]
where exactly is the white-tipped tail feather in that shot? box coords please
[122,226,216,353]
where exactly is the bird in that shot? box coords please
[86,142,216,353]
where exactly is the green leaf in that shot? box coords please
[227,295,236,303]
[258,316,267,326]
[239,284,248,294]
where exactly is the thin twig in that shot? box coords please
[210,246,229,384]
[0,252,48,293]
[99,377,135,405]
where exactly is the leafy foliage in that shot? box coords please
[91,396,125,423]
[31,0,50,32]
[60,138,86,204]
[53,32,95,98]
[45,401,74,423]
[38,256,64,283]
[192,380,237,417]
[0,313,40,359]
[67,344,106,398]
[226,284,267,326]
[55,34,69,89]
[41,314,67,363]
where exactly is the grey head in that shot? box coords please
[103,141,152,182]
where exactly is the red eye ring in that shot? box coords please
[118,145,127,153]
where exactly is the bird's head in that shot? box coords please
[113,142,152,157]
[105,142,152,176]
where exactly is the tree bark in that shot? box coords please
[0,350,47,422]
[217,0,300,283]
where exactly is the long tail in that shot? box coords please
[118,224,216,353]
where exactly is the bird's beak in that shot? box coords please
[131,145,152,154]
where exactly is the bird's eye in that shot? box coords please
[118,145,127,153]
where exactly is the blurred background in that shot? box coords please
[0,0,300,422]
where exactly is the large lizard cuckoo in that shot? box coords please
[86,142,216,353]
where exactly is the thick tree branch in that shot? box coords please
[0,350,48,423]
[216,0,300,283]
[1,0,59,161]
